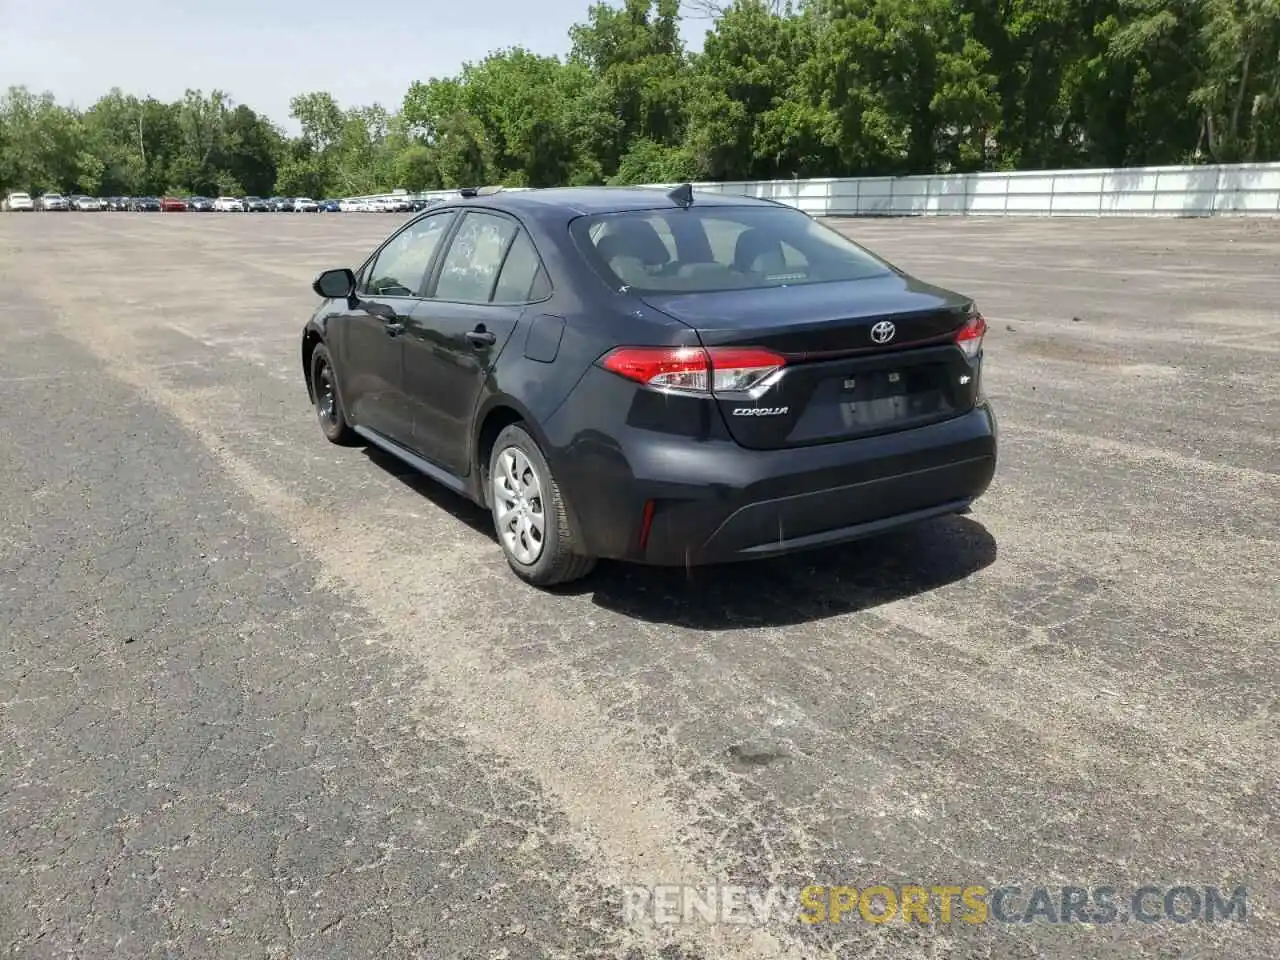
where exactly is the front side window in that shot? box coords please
[362,211,456,297]
[434,212,519,303]
[572,205,895,294]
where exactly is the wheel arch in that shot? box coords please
[473,397,544,504]
[301,327,325,402]
[471,396,581,539]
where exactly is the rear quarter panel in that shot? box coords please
[483,209,700,471]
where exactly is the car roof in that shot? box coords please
[439,186,779,220]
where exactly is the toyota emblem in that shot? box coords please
[870,320,896,344]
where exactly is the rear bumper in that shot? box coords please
[550,394,997,566]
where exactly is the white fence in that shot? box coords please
[354,161,1280,218]
[682,163,1280,217]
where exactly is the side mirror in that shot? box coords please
[313,267,356,300]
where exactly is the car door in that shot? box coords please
[332,210,456,448]
[403,211,545,475]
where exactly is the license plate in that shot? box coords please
[840,371,911,426]
[840,371,905,399]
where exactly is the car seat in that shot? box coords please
[733,228,788,277]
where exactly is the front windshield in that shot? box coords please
[571,204,895,294]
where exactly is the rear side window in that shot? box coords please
[572,206,893,294]
[492,230,551,303]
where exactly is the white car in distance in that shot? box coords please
[213,196,245,212]
[3,191,35,211]
[293,197,319,212]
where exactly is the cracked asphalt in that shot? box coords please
[0,211,1276,960]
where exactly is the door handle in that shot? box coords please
[465,328,497,347]
[384,320,404,336]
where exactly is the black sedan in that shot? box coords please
[300,185,996,586]
[131,197,161,212]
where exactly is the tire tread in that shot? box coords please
[311,344,358,445]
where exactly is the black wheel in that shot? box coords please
[310,344,356,444]
[488,424,596,587]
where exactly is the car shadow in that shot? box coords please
[361,446,495,538]
[579,515,996,629]
[362,446,997,629]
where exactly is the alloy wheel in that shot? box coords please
[492,446,546,565]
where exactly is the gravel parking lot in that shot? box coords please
[1,211,1276,960]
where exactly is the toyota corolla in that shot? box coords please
[301,185,997,586]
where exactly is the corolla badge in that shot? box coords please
[733,407,789,416]
[870,320,896,344]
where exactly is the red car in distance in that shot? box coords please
[160,196,188,212]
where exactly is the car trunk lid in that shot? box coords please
[640,275,981,450]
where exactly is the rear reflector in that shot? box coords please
[955,311,987,360]
[600,346,786,395]
[637,499,656,550]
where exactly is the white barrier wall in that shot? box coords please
[671,162,1280,217]
[357,161,1280,218]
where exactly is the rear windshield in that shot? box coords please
[570,205,894,294]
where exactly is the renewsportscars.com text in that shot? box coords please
[623,884,1249,926]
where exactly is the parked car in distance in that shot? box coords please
[319,199,341,212]
[71,195,103,211]
[213,196,244,212]
[188,196,214,212]
[3,191,35,211]
[106,197,130,211]
[161,196,188,212]
[274,197,296,212]
[293,197,320,212]
[244,196,270,212]
[338,198,365,212]
[131,196,161,211]
[38,193,70,210]
[298,184,997,587]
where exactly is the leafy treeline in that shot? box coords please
[2,0,1278,198]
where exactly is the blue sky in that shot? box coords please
[0,0,711,131]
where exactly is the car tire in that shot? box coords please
[310,344,357,445]
[488,424,596,587]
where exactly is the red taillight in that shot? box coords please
[955,311,987,360]
[599,346,785,395]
